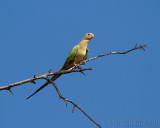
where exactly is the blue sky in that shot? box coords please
[0,0,160,128]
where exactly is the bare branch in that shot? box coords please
[85,45,147,63]
[46,77,102,128]
[0,68,92,91]
[0,44,147,128]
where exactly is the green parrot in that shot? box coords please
[27,33,94,99]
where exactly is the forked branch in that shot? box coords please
[0,44,147,128]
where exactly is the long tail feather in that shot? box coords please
[27,74,61,99]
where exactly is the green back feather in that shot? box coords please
[62,45,79,70]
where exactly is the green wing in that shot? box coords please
[83,48,88,60]
[61,45,79,70]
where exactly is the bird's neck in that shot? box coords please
[79,39,90,48]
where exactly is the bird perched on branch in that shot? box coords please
[27,33,94,99]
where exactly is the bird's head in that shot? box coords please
[83,33,94,40]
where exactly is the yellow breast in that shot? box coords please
[74,48,86,64]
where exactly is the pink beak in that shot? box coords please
[91,34,94,38]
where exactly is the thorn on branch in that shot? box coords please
[135,43,138,48]
[6,86,14,95]
[31,80,36,84]
[59,94,62,99]
[31,75,36,84]
[136,44,147,51]
[141,47,145,51]
[80,71,86,76]
[9,89,14,95]
[77,66,86,76]
[66,100,67,107]
[72,105,76,113]
[47,69,52,75]
[140,45,147,51]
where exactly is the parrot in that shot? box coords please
[27,33,94,99]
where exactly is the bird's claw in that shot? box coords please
[74,64,79,69]
[81,60,86,65]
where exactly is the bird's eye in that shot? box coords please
[88,34,90,35]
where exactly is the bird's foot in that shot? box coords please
[73,63,79,69]
[81,60,86,65]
